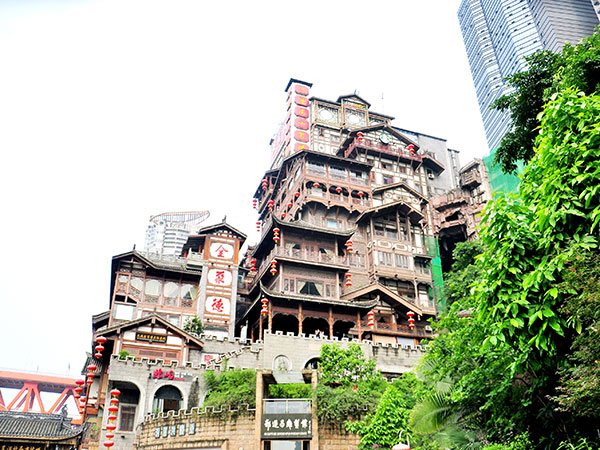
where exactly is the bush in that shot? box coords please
[269,383,312,399]
[203,369,256,408]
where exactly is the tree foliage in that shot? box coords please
[183,315,204,334]
[203,369,256,408]
[443,240,484,307]
[319,343,379,387]
[492,29,600,173]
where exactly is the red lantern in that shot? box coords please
[407,311,415,329]
[95,352,103,359]
[250,258,256,273]
[108,406,119,413]
[74,386,83,394]
[103,442,115,448]
[75,379,85,386]
[110,398,119,405]
[281,212,287,219]
[270,260,277,275]
[345,272,352,287]
[87,364,97,372]
[408,144,415,154]
[357,191,364,198]
[357,131,364,142]
[105,433,115,440]
[256,221,261,232]
[106,423,117,431]
[95,344,104,353]
[313,182,320,189]
[96,336,107,345]
[287,201,293,208]
[253,198,258,209]
[335,186,342,194]
[261,298,268,316]
[367,311,375,329]
[295,191,300,198]
[80,396,87,404]
[268,199,274,212]
[110,388,121,397]
[346,240,353,253]
[262,179,268,190]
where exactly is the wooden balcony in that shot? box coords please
[344,138,422,165]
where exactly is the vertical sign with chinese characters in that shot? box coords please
[201,236,239,331]
[290,81,311,154]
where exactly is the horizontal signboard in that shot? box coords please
[261,413,312,439]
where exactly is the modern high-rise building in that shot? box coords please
[144,211,210,256]
[458,0,599,152]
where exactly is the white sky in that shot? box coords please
[0,0,488,377]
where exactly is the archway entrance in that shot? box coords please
[302,317,329,337]
[152,385,183,413]
[333,320,355,339]
[272,313,299,335]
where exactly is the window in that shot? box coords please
[168,315,179,326]
[383,175,394,185]
[324,218,340,229]
[119,405,136,431]
[415,260,430,275]
[379,252,394,266]
[283,278,295,293]
[298,280,323,296]
[395,254,410,269]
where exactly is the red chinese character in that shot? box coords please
[211,298,224,313]
[215,245,226,258]
[214,271,225,284]
[166,370,175,380]
[153,368,163,379]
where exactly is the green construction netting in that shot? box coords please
[425,236,446,314]
[483,147,523,196]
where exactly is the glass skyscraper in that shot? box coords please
[458,0,599,152]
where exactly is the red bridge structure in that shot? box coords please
[0,370,83,424]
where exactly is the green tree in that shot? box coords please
[203,369,256,408]
[443,240,484,307]
[491,29,600,173]
[319,343,378,387]
[183,315,204,334]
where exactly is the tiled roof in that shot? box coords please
[0,411,83,439]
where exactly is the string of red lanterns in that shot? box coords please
[273,227,280,244]
[346,240,353,253]
[367,311,375,329]
[104,388,121,448]
[76,336,107,418]
[345,273,352,287]
[252,198,258,209]
[267,199,274,212]
[250,259,256,273]
[256,221,261,233]
[261,179,268,190]
[407,311,415,329]
[261,298,269,316]
[270,260,277,275]
[357,131,364,142]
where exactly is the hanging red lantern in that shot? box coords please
[270,260,277,275]
[75,379,85,386]
[268,199,274,212]
[313,182,320,189]
[87,364,97,372]
[357,191,364,198]
[250,258,256,273]
[407,311,415,329]
[106,423,117,431]
[287,201,293,208]
[295,191,300,198]
[252,198,258,209]
[357,131,364,142]
[367,311,375,329]
[110,398,119,405]
[256,221,261,232]
[95,352,103,359]
[79,396,87,404]
[345,272,352,287]
[96,336,107,345]
[261,298,269,316]
[94,344,104,353]
[336,186,342,194]
[103,441,115,448]
[110,388,121,397]
[346,240,353,253]
[408,144,415,154]
[105,433,115,440]
[281,212,287,218]
[108,414,117,421]
[262,179,268,190]
[273,227,280,244]
[74,386,83,394]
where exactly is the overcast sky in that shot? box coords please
[0,0,488,377]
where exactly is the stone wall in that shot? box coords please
[319,423,361,450]
[138,408,256,450]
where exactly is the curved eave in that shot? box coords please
[261,284,378,308]
[422,154,446,173]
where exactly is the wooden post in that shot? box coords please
[268,301,273,333]
[255,371,264,449]
[259,314,263,341]
[298,303,303,335]
[357,311,362,342]
[328,307,333,339]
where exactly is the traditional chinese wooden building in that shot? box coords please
[239,79,445,346]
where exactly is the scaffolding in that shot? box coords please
[425,236,446,314]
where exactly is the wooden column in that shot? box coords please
[298,303,303,335]
[357,311,362,342]
[259,314,263,341]
[328,307,334,339]
[268,301,273,333]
